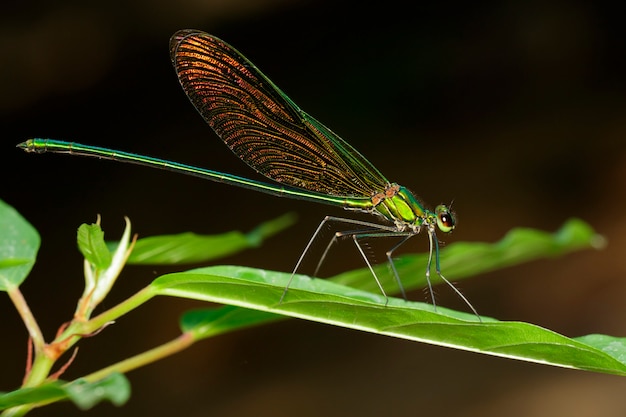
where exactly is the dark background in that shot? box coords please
[2,1,626,416]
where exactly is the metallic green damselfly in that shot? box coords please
[19,30,478,316]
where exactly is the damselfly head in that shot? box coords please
[435,205,455,233]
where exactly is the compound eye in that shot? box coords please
[435,205,455,233]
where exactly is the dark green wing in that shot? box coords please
[169,29,389,198]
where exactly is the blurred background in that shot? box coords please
[2,0,626,415]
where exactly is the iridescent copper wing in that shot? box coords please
[169,29,389,198]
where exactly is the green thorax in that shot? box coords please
[373,183,430,229]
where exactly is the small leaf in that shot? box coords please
[0,199,40,291]
[77,223,112,269]
[127,212,296,265]
[80,217,133,313]
[65,373,130,410]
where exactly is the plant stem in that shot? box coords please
[19,286,157,389]
[6,285,53,391]
[6,286,44,351]
[75,285,156,336]
[82,332,195,382]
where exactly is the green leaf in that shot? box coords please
[576,334,626,364]
[153,266,626,376]
[0,199,40,291]
[65,374,130,410]
[81,217,133,313]
[126,212,297,264]
[0,373,130,411]
[333,218,604,294]
[148,219,623,375]
[77,223,112,269]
